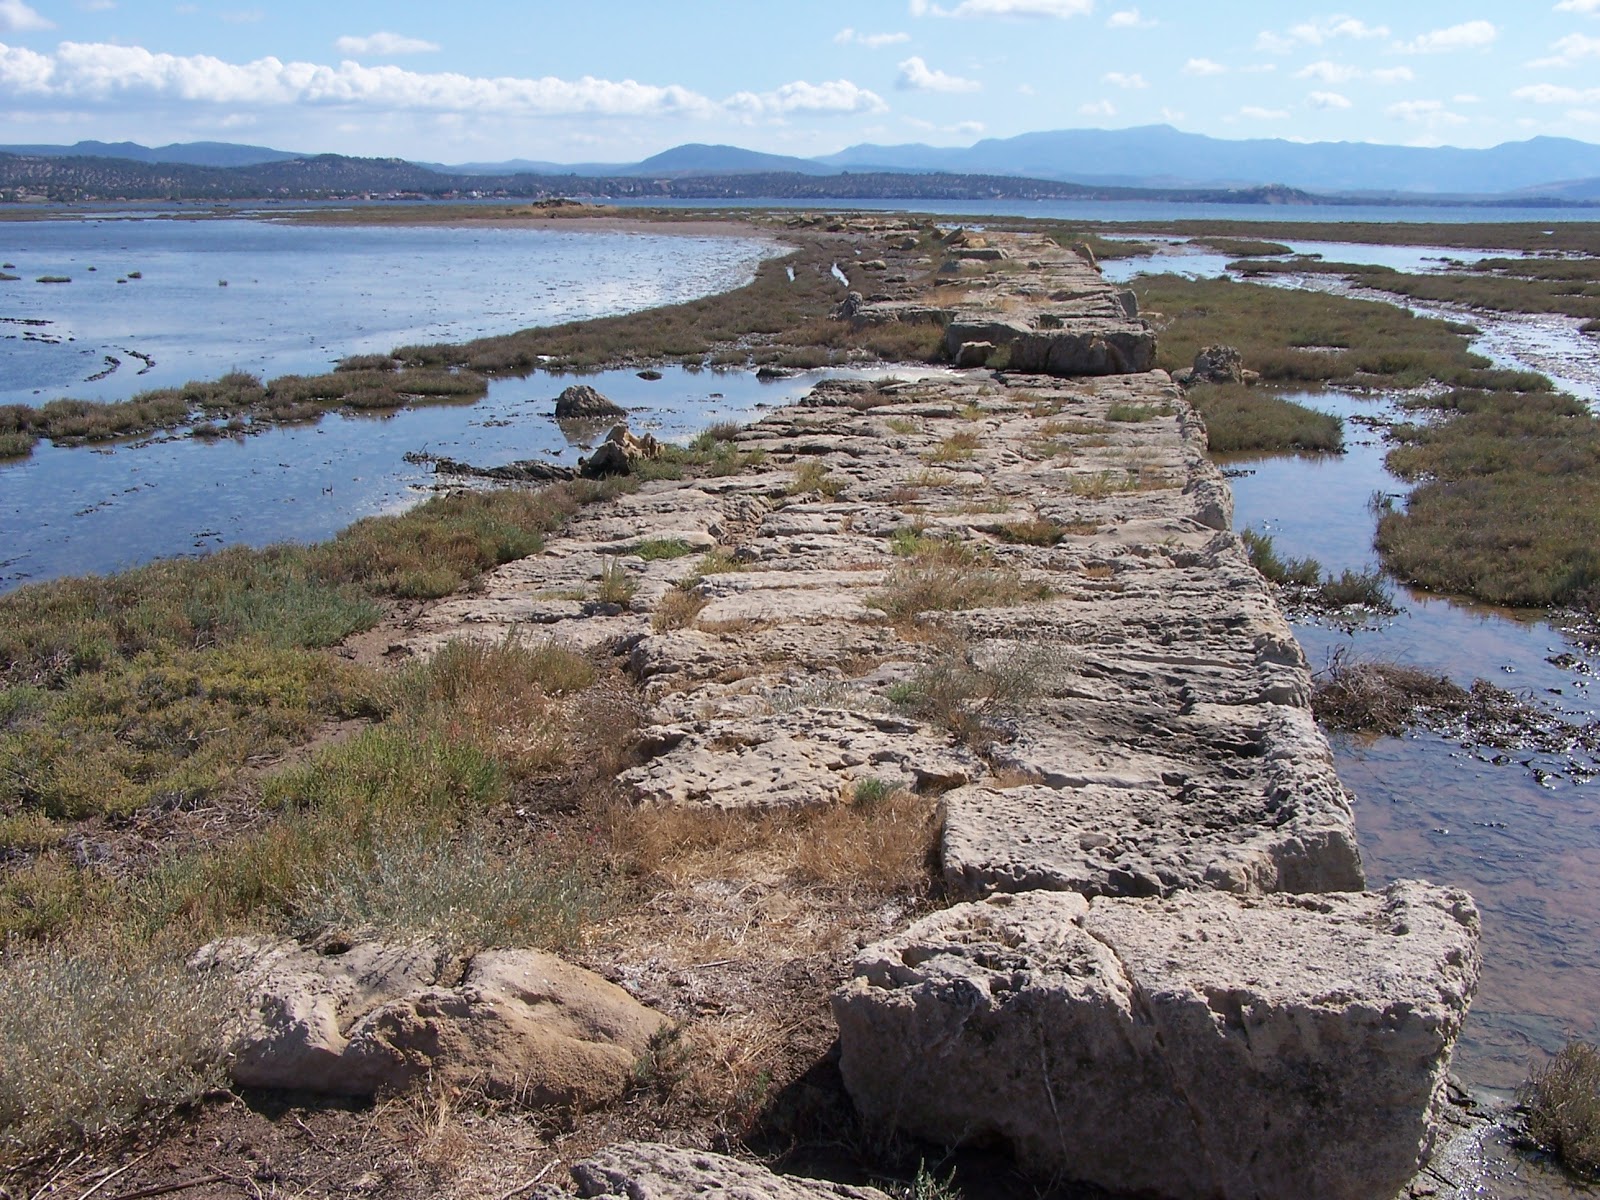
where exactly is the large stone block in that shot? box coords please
[194,939,667,1105]
[832,883,1480,1200]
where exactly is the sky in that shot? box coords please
[2,1,1599,163]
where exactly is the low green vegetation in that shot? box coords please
[1131,258,1599,611]
[1227,256,1600,322]
[0,482,628,824]
[1133,274,1548,393]
[1192,237,1292,257]
[0,366,490,460]
[396,238,943,374]
[1376,389,1600,608]
[1241,529,1391,611]
[1520,1039,1600,1178]
[1185,384,1344,455]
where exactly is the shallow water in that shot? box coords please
[1100,236,1507,285]
[0,363,903,588]
[1227,391,1600,1088]
[0,217,780,406]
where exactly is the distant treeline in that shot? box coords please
[0,149,1337,205]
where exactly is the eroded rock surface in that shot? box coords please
[563,1143,890,1200]
[194,938,667,1104]
[833,884,1481,1200]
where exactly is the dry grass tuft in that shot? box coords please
[0,940,237,1163]
[871,541,1048,623]
[1521,1040,1600,1178]
[603,790,939,897]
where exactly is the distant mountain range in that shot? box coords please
[4,126,1600,203]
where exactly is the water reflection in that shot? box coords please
[0,365,947,589]
[1226,388,1600,1087]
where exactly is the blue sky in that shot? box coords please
[2,1,1598,162]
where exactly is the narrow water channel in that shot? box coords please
[1227,390,1600,1091]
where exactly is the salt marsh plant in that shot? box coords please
[1520,1040,1600,1177]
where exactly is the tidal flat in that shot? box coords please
[3,204,1600,1196]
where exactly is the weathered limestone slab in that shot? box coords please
[194,939,667,1105]
[565,1143,890,1200]
[942,702,1363,897]
[832,883,1481,1200]
[622,710,981,808]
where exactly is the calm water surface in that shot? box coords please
[0,217,780,406]
[1228,391,1600,1089]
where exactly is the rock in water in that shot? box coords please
[194,939,667,1105]
[566,1143,891,1199]
[555,384,627,419]
[832,882,1480,1200]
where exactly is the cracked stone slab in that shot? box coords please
[832,882,1481,1200]
[622,710,980,808]
[955,702,1363,896]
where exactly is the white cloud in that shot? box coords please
[1555,0,1600,11]
[1393,21,1497,54]
[895,55,980,91]
[1386,99,1468,125]
[78,0,117,11]
[1160,105,1185,121]
[1514,82,1600,103]
[0,0,53,31]
[1102,71,1147,88]
[1256,16,1387,53]
[1371,66,1415,83]
[728,79,889,116]
[1107,8,1155,27]
[909,0,1093,17]
[334,32,441,56]
[1182,57,1227,76]
[1078,99,1116,117]
[1308,90,1352,109]
[1529,32,1600,67]
[834,27,911,47]
[0,40,889,121]
[1240,105,1289,119]
[1296,60,1361,82]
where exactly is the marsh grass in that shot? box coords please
[0,483,629,822]
[1133,274,1551,393]
[1188,384,1345,454]
[4,368,490,459]
[1520,1040,1600,1178]
[1377,390,1600,608]
[1241,529,1322,587]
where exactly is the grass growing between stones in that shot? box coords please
[1520,1040,1600,1178]
[870,540,1049,624]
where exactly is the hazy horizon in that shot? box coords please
[2,2,1597,165]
